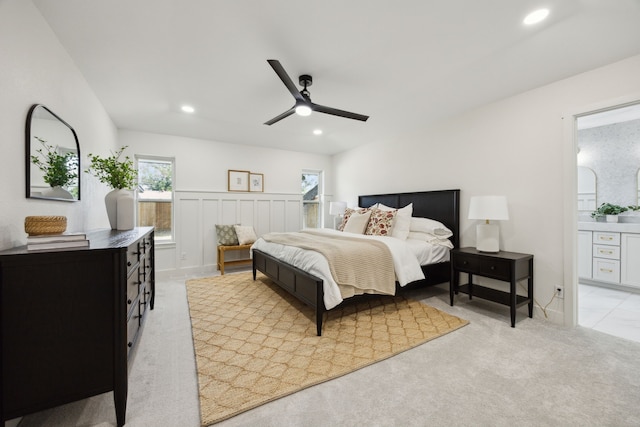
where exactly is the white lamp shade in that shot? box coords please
[468,196,509,221]
[329,201,347,215]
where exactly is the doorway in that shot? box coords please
[575,103,640,343]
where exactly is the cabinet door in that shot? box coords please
[621,233,640,288]
[578,231,592,279]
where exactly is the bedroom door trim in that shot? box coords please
[562,92,640,327]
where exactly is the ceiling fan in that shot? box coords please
[264,59,369,126]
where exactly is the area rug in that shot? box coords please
[185,272,468,426]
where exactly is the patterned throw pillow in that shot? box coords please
[215,224,239,245]
[365,208,397,236]
[338,207,370,231]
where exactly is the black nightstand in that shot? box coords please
[450,247,534,327]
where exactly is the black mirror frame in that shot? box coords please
[25,104,81,201]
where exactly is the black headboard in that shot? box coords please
[358,189,460,249]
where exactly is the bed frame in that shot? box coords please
[252,189,460,336]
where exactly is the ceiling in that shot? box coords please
[33,0,640,156]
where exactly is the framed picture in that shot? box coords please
[249,173,264,192]
[228,170,249,192]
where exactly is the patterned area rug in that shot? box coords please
[186,272,468,426]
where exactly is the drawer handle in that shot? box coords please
[462,261,468,265]
[127,299,132,304]
[600,268,613,273]
[490,266,495,270]
[128,342,133,348]
[599,236,613,241]
[127,261,132,267]
[599,250,613,255]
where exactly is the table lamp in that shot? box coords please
[329,201,347,229]
[468,196,509,252]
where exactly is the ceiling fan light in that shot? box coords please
[295,104,312,117]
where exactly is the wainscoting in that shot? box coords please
[156,191,303,278]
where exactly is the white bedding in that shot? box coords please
[251,228,449,310]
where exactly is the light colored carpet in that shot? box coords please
[185,272,468,426]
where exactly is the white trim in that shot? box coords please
[563,92,640,327]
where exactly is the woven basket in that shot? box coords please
[24,216,67,236]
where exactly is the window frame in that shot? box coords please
[135,154,175,244]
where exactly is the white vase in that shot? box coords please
[116,190,135,230]
[105,189,135,230]
[606,215,619,223]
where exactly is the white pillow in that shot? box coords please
[407,231,454,249]
[377,203,412,240]
[342,210,372,234]
[233,225,257,244]
[409,217,453,238]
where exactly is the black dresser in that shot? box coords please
[0,227,154,427]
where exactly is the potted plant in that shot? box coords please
[85,146,138,230]
[30,137,78,199]
[591,203,628,223]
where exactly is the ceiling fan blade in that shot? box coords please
[267,59,305,103]
[264,107,296,126]
[312,103,369,122]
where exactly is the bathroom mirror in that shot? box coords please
[26,104,80,201]
[577,166,596,211]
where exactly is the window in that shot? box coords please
[302,170,323,228]
[136,156,174,242]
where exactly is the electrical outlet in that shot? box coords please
[556,286,564,299]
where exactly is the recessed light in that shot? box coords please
[523,8,549,25]
[313,129,323,135]
[181,105,195,113]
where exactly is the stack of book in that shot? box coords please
[27,233,89,251]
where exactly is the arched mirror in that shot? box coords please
[577,166,596,211]
[26,104,80,201]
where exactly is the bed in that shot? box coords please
[251,189,460,335]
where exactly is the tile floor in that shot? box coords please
[579,283,640,343]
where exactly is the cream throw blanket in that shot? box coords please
[260,230,397,297]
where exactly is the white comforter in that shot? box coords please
[252,228,435,310]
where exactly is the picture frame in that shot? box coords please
[228,170,250,192]
[249,173,264,192]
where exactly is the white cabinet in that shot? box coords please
[591,232,620,283]
[621,233,640,288]
[578,223,640,289]
[578,230,592,279]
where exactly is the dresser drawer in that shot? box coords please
[453,254,481,272]
[126,270,141,311]
[592,258,620,283]
[126,241,142,274]
[593,244,620,260]
[127,309,141,354]
[480,258,511,280]
[593,232,620,246]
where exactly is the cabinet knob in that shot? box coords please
[462,261,468,265]
[127,299,132,304]
[490,266,495,270]
[128,342,133,348]
[127,261,132,267]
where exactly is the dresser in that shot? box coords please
[0,227,154,427]
[578,222,640,289]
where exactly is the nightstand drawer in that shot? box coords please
[480,258,511,280]
[593,244,620,260]
[452,254,481,272]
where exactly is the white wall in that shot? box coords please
[0,0,118,251]
[119,130,333,276]
[333,54,640,324]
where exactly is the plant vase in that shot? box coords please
[606,214,619,223]
[105,189,135,230]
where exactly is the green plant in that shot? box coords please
[628,205,640,211]
[85,146,137,190]
[591,203,628,219]
[30,137,78,188]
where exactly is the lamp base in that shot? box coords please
[476,223,500,252]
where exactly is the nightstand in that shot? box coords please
[450,247,534,327]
